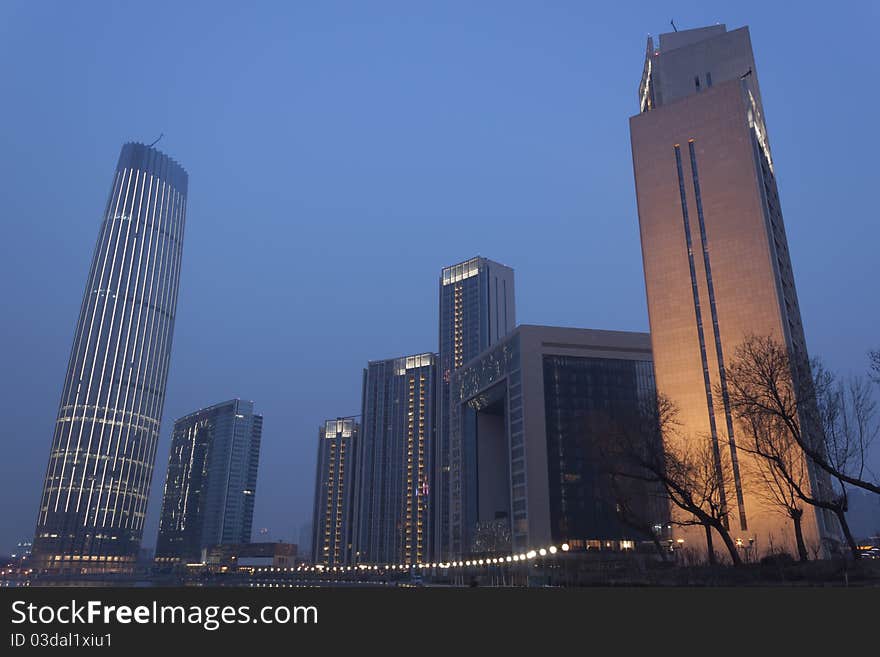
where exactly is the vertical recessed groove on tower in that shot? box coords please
[673,144,729,519]
[687,140,748,531]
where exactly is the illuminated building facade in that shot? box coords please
[155,399,263,564]
[630,24,836,555]
[435,256,515,559]
[354,354,437,565]
[450,326,664,556]
[32,143,187,572]
[311,417,358,566]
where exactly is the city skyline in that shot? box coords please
[1,4,877,554]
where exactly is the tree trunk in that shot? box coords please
[791,511,809,562]
[713,522,744,566]
[834,508,861,560]
[704,525,716,565]
[651,534,668,562]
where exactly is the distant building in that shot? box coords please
[354,354,437,565]
[436,256,515,559]
[11,541,32,560]
[204,542,297,570]
[298,522,313,563]
[449,325,666,555]
[32,143,188,573]
[155,399,263,564]
[311,418,358,566]
[629,24,837,554]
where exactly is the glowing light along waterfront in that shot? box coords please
[32,143,188,572]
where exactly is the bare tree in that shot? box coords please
[727,335,879,496]
[737,411,810,561]
[869,350,879,385]
[590,403,671,562]
[725,335,880,560]
[607,473,670,562]
[817,370,880,498]
[668,437,741,565]
[600,393,743,566]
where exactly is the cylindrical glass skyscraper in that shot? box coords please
[32,142,188,572]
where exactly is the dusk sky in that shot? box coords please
[0,1,877,553]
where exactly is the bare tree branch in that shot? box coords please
[598,393,743,566]
[724,335,880,560]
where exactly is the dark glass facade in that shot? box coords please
[33,143,187,572]
[155,399,262,563]
[542,355,660,547]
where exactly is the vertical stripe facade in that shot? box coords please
[33,143,188,571]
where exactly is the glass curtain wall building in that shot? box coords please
[354,354,437,566]
[155,399,263,564]
[311,417,359,566]
[630,24,836,555]
[450,326,665,556]
[32,143,188,572]
[435,256,514,560]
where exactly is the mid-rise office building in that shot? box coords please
[32,143,188,572]
[354,354,437,565]
[311,417,358,566]
[629,24,836,554]
[449,325,665,556]
[155,399,263,563]
[435,256,515,559]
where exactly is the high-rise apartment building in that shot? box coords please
[629,24,835,554]
[32,143,188,572]
[354,354,437,565]
[435,257,515,559]
[311,417,358,566]
[155,399,263,563]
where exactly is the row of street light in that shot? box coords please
[251,543,571,575]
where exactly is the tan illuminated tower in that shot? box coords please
[629,25,836,557]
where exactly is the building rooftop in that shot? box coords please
[656,24,726,53]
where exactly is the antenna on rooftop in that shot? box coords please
[670,19,678,32]
[148,133,164,148]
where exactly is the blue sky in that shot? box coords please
[0,1,877,552]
